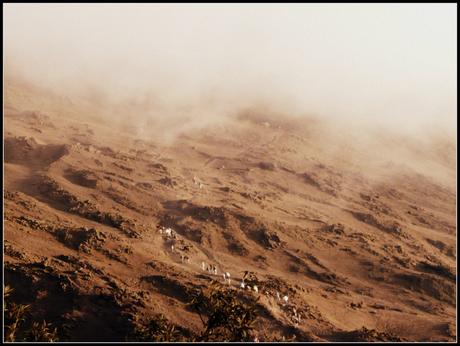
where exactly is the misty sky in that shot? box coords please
[3,4,457,133]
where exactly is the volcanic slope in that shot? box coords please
[4,81,456,341]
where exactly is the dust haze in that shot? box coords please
[4,4,457,137]
[3,5,457,342]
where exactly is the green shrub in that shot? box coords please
[128,313,183,342]
[26,321,59,342]
[4,285,58,342]
[188,281,260,341]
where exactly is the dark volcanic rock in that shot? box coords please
[258,161,276,171]
[65,169,99,188]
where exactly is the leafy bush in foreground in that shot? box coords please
[188,281,260,341]
[4,285,59,342]
[127,313,183,342]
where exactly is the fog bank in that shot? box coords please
[4,4,457,137]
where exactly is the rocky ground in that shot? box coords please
[3,79,456,341]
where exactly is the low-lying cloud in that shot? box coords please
[4,4,457,137]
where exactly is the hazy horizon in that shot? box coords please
[4,3,457,137]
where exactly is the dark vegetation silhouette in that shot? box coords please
[4,286,59,342]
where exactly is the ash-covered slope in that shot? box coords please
[4,81,456,342]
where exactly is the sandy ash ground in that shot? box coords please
[3,79,456,342]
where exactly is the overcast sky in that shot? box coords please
[3,3,457,134]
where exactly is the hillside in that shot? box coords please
[3,80,456,342]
